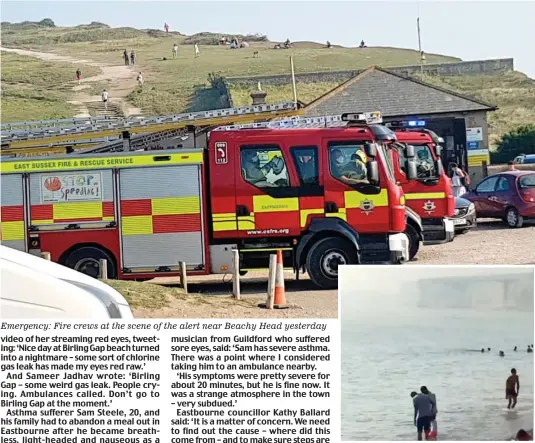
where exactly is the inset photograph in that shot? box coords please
[341,265,534,441]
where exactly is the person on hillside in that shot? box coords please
[194,43,200,58]
[137,72,144,87]
[102,89,109,110]
[130,51,136,66]
[123,50,129,66]
[164,22,169,33]
[75,68,82,85]
[172,43,178,58]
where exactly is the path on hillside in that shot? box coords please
[0,46,142,118]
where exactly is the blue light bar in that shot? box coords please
[407,120,426,127]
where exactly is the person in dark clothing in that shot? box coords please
[123,50,129,66]
[130,51,136,66]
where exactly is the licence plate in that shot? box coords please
[453,218,467,226]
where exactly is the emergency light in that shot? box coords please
[408,120,426,127]
[386,120,426,129]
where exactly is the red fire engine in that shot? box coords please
[382,122,455,259]
[1,110,421,289]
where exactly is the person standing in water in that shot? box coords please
[506,368,519,409]
[411,391,435,441]
[421,386,438,437]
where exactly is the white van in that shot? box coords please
[1,245,134,319]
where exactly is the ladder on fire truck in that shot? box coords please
[212,111,383,131]
[0,102,302,153]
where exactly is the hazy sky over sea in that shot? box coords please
[340,266,534,318]
[2,1,534,78]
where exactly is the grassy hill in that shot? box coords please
[1,20,534,147]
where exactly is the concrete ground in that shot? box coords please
[136,219,534,319]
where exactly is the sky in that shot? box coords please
[339,265,534,314]
[1,1,535,78]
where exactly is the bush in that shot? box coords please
[491,124,535,163]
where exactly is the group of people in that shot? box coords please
[411,386,437,441]
[123,49,136,66]
[411,368,527,440]
[171,42,200,59]
[481,344,533,355]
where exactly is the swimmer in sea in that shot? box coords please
[481,348,485,353]
[527,346,533,353]
[500,351,505,357]
[506,368,519,409]
[514,346,518,351]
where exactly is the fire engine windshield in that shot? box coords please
[328,143,372,186]
[399,144,438,179]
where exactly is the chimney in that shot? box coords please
[122,130,131,151]
[250,82,267,106]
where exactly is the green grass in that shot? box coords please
[1,23,460,117]
[412,71,535,148]
[1,52,101,122]
[230,82,340,107]
[2,22,533,149]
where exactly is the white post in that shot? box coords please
[40,252,51,261]
[179,261,188,292]
[266,254,277,310]
[232,249,240,299]
[290,56,298,107]
[99,259,108,279]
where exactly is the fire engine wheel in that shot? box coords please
[64,246,117,279]
[306,237,356,290]
[405,224,420,261]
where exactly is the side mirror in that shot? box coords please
[364,142,377,158]
[366,160,379,185]
[435,144,442,157]
[406,159,418,180]
[405,144,415,158]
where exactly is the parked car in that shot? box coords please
[1,245,134,319]
[513,154,535,164]
[451,197,477,234]
[462,171,535,228]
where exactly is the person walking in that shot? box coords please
[164,22,169,33]
[75,68,82,85]
[194,43,200,58]
[506,368,520,409]
[130,51,136,66]
[172,43,178,59]
[450,163,467,197]
[137,72,144,87]
[101,89,109,111]
[123,49,129,66]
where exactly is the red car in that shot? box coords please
[463,171,535,228]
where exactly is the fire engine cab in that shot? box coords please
[1,107,419,290]
[385,121,455,253]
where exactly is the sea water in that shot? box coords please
[341,309,534,441]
